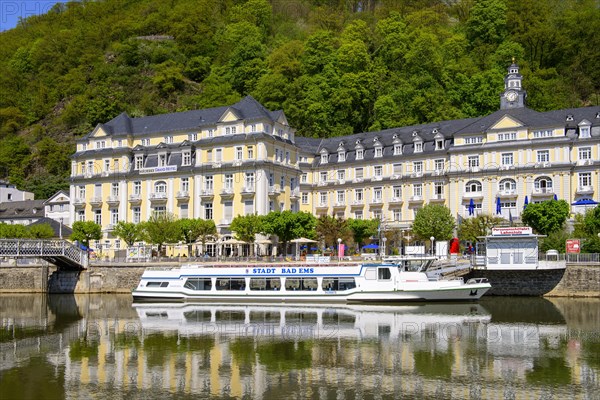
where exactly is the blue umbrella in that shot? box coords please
[362,243,379,249]
[468,198,475,216]
[523,196,529,210]
[553,194,558,201]
[571,198,599,206]
[496,197,502,215]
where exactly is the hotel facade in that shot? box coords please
[70,64,600,253]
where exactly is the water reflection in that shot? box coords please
[0,295,598,399]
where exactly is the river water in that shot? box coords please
[0,295,598,399]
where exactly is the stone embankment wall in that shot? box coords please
[545,264,600,297]
[0,262,598,296]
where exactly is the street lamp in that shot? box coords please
[337,238,342,263]
[382,237,387,258]
[430,236,435,256]
[401,230,405,255]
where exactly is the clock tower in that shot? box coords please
[500,60,526,110]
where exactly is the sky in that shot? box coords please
[0,1,62,31]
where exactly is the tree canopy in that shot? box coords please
[0,0,598,195]
[457,214,505,244]
[412,204,455,241]
[521,200,570,236]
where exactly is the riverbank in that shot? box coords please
[0,262,598,297]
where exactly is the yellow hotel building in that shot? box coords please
[70,64,600,252]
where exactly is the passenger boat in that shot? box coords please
[132,259,491,302]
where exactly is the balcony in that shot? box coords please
[73,198,86,207]
[106,195,120,205]
[576,186,594,195]
[89,197,103,206]
[268,185,281,196]
[333,201,346,208]
[531,187,554,197]
[176,191,190,200]
[409,195,424,202]
[219,218,232,226]
[212,162,222,169]
[371,175,383,182]
[290,188,300,199]
[463,191,484,199]
[351,199,364,207]
[497,189,518,198]
[316,202,329,209]
[129,194,142,204]
[149,192,168,202]
[391,174,402,180]
[430,194,445,202]
[241,186,255,196]
[410,172,423,178]
[371,197,383,205]
[352,178,364,183]
[577,159,594,166]
[220,188,234,198]
[200,189,214,199]
[388,196,403,204]
[317,180,329,187]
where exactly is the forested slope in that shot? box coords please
[0,0,598,198]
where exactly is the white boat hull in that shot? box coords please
[132,263,490,303]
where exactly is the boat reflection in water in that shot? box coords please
[0,295,598,399]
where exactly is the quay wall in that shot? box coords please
[0,262,598,296]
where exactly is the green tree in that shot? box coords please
[412,204,455,242]
[521,200,570,236]
[178,218,211,258]
[230,214,263,256]
[70,221,102,250]
[457,214,505,244]
[0,223,28,238]
[140,213,181,257]
[582,206,600,235]
[262,211,317,255]
[315,215,351,249]
[112,221,143,247]
[27,223,54,239]
[196,219,217,256]
[347,218,378,252]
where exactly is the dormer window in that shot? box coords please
[394,144,402,155]
[188,133,198,141]
[338,151,346,162]
[356,148,364,160]
[164,135,173,144]
[566,115,574,122]
[182,151,191,166]
[142,138,150,146]
[321,152,328,164]
[435,139,444,150]
[414,142,423,153]
[579,126,591,138]
[134,155,144,170]
[375,147,383,158]
[158,154,167,167]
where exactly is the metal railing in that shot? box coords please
[0,239,88,269]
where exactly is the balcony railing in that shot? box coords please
[430,194,445,201]
[149,192,168,201]
[577,186,594,194]
[290,188,300,198]
[89,196,103,206]
[351,199,364,206]
[200,189,214,197]
[268,185,281,195]
[129,194,142,203]
[220,188,234,197]
[241,186,255,195]
[388,196,403,204]
[497,189,517,197]
[106,195,120,205]
[409,195,424,202]
[176,191,190,199]
[73,198,86,206]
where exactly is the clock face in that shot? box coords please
[505,91,517,102]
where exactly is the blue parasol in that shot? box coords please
[523,196,529,210]
[553,194,558,201]
[362,243,379,249]
[496,197,502,215]
[468,198,475,216]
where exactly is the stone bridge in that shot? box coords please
[0,239,88,270]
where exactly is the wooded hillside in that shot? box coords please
[0,0,598,198]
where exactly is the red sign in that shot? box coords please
[566,239,580,254]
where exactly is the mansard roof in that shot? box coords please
[85,96,285,138]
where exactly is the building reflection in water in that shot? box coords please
[0,295,598,399]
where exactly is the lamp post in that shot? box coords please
[382,237,387,258]
[337,238,342,263]
[430,236,435,256]
[401,230,405,255]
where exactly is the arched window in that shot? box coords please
[534,176,553,191]
[499,178,516,192]
[465,180,482,193]
[154,181,167,193]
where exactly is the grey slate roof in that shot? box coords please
[88,96,284,138]
[28,217,73,238]
[0,200,46,220]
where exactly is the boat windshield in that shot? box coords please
[397,259,435,272]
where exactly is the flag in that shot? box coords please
[509,210,513,226]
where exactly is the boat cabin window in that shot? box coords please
[322,311,356,325]
[322,277,357,291]
[184,278,212,291]
[365,268,377,280]
[146,281,169,287]
[216,311,246,322]
[285,311,318,323]
[250,277,281,290]
[216,277,246,290]
[284,277,318,291]
[378,268,392,280]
